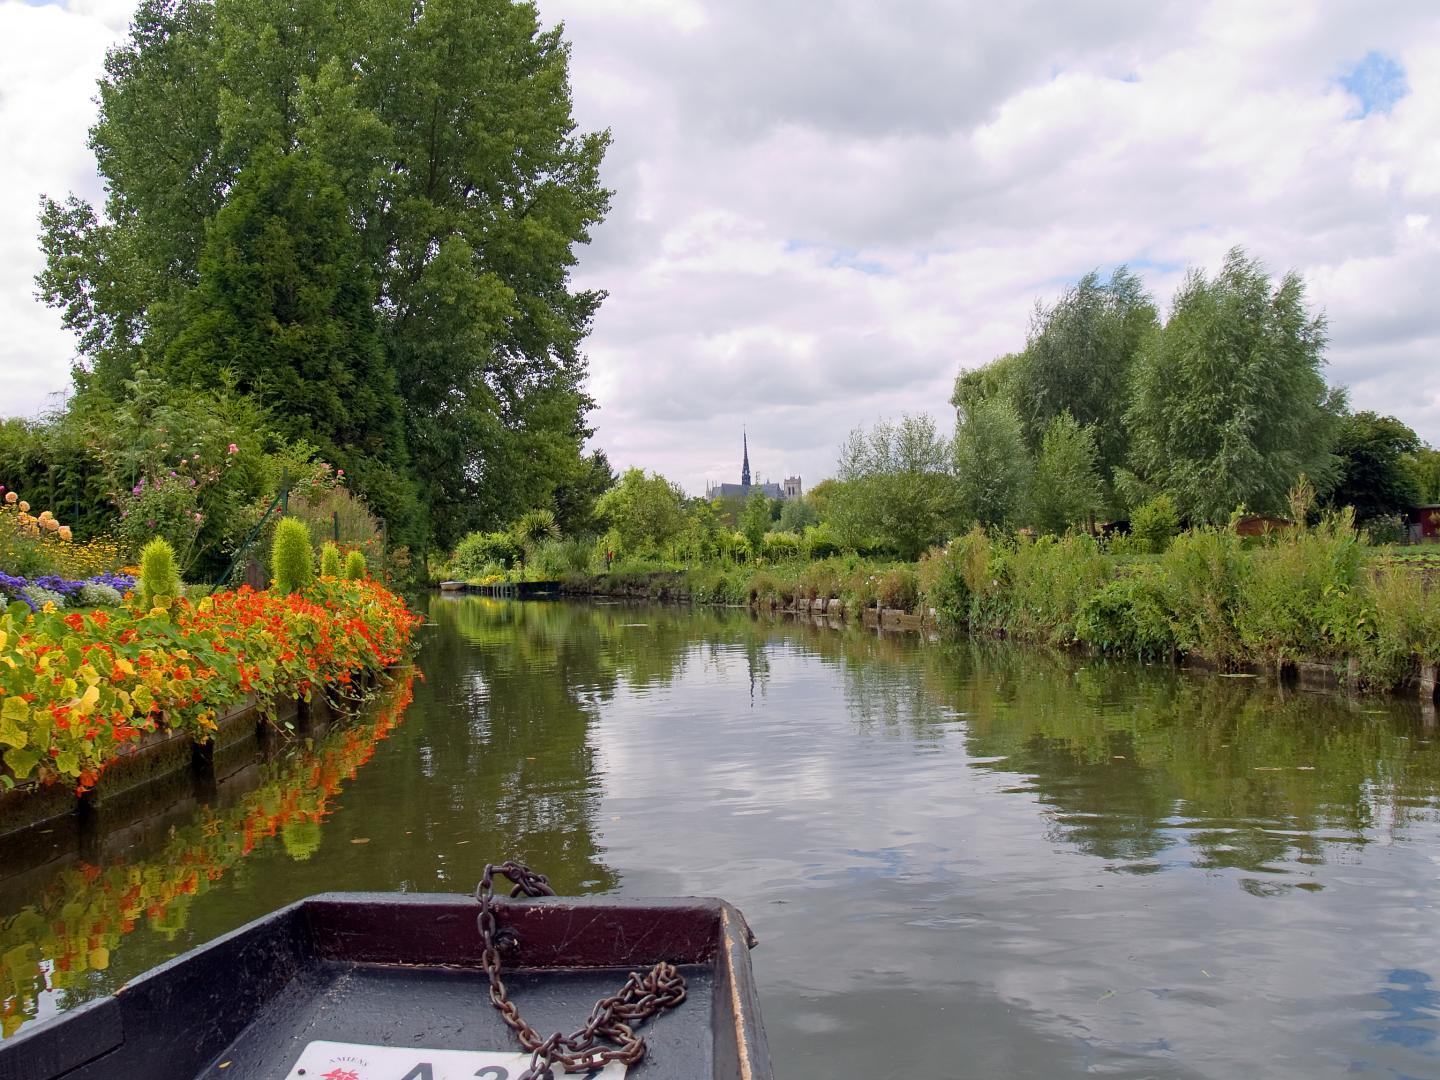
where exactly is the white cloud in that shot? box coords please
[4,0,1440,491]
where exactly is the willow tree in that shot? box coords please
[1121,249,1344,523]
[37,0,611,550]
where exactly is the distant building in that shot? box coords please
[1409,504,1440,541]
[705,432,801,502]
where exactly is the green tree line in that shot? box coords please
[20,0,614,558]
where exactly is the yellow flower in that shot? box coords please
[3,491,14,504]
[41,602,57,613]
[17,500,29,512]
[58,526,73,541]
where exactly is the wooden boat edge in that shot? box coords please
[0,892,773,1080]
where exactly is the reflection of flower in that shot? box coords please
[0,674,416,1039]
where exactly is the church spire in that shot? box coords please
[741,428,751,487]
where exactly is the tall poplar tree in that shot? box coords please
[37,0,611,549]
[1121,248,1345,523]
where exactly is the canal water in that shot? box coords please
[3,596,1439,1078]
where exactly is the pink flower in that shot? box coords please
[228,443,238,455]
[336,469,344,477]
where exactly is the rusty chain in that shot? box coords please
[476,861,687,1079]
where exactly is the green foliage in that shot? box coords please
[319,542,343,579]
[512,509,561,553]
[1123,248,1344,523]
[270,517,315,595]
[740,492,771,554]
[832,414,956,560]
[594,469,687,558]
[138,536,182,606]
[165,149,417,540]
[1028,412,1103,535]
[804,523,843,559]
[1158,526,1249,663]
[37,0,611,552]
[1323,411,1423,522]
[1408,446,1440,503]
[343,549,367,580]
[1233,511,1364,661]
[1129,494,1180,554]
[761,531,803,562]
[1075,574,1176,659]
[1001,533,1112,646]
[532,537,593,578]
[1356,569,1440,686]
[453,531,522,578]
[777,496,819,533]
[1010,267,1158,498]
[875,566,920,612]
[953,397,1030,529]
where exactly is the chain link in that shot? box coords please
[476,861,687,1079]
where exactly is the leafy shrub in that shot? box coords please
[761,531,803,562]
[1160,526,1249,663]
[918,543,970,627]
[1362,514,1407,546]
[115,472,205,570]
[139,537,182,607]
[840,570,879,612]
[532,537,592,577]
[875,566,920,611]
[344,549,368,580]
[1129,494,1180,554]
[1235,511,1363,661]
[1076,574,1176,658]
[804,523,843,559]
[728,531,752,564]
[797,558,844,602]
[1354,568,1440,686]
[319,542,343,579]
[271,517,314,595]
[747,570,781,607]
[454,531,522,577]
[1106,532,1148,556]
[512,508,561,552]
[1002,533,1111,645]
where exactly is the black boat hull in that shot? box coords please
[0,892,771,1080]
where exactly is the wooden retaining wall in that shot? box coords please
[0,676,377,850]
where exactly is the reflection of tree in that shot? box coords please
[419,599,717,890]
[910,642,1440,874]
[0,675,416,1039]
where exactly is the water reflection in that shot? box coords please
[3,598,1439,1078]
[0,674,415,1037]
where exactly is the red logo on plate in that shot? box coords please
[322,1070,361,1080]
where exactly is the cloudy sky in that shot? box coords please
[3,1,1440,494]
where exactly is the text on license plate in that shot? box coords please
[285,1040,627,1080]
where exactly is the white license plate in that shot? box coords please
[285,1040,627,1080]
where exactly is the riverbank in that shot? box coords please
[556,523,1440,700]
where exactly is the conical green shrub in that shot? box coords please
[271,517,315,595]
[138,537,182,607]
[320,542,343,579]
[344,549,368,580]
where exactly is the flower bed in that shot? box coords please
[0,572,136,612]
[0,579,420,792]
